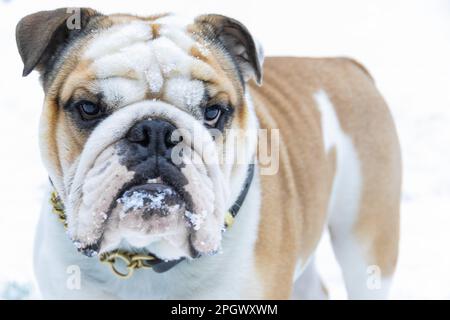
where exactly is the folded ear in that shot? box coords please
[16,7,100,77]
[194,14,264,85]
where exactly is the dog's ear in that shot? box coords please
[16,7,100,77]
[194,14,264,85]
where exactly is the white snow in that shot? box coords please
[145,61,164,94]
[117,189,174,216]
[1,0,450,299]
[84,21,152,60]
[185,210,207,231]
[164,77,205,109]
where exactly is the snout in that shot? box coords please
[102,118,195,254]
[116,118,193,216]
[67,101,227,260]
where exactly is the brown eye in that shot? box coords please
[204,105,222,126]
[77,101,102,120]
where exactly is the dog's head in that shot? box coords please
[16,8,263,260]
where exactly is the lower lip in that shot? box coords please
[117,182,185,215]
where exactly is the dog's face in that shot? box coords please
[16,8,263,260]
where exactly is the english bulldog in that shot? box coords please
[16,7,401,299]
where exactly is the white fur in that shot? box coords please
[86,20,207,112]
[164,77,204,109]
[157,13,198,30]
[292,257,327,300]
[84,22,153,60]
[99,78,148,107]
[314,90,392,299]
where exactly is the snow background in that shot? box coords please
[0,0,449,299]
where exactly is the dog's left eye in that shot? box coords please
[204,105,222,127]
[76,101,103,121]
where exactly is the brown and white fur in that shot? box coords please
[16,8,401,299]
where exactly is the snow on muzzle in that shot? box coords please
[65,101,229,258]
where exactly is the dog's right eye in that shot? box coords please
[204,105,223,127]
[76,101,103,121]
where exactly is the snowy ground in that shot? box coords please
[1,0,449,299]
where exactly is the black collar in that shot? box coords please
[228,164,255,219]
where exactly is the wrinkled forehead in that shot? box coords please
[58,14,242,111]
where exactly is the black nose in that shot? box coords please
[126,119,179,156]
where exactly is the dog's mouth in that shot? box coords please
[116,182,185,219]
[75,177,194,259]
[68,146,196,258]
[97,179,194,259]
[68,143,223,261]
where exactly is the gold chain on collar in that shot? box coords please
[50,191,235,279]
[50,191,67,228]
[99,250,156,279]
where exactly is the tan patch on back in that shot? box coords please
[250,57,400,297]
[320,58,401,275]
